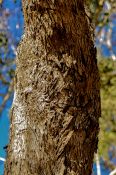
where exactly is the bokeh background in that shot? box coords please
[0,0,116,174]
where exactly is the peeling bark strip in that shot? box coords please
[5,1,101,175]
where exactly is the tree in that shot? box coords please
[4,1,101,175]
[0,0,115,115]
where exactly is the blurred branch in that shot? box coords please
[0,73,10,85]
[103,158,116,171]
[95,153,101,175]
[0,157,5,162]
[97,22,116,60]
[0,80,13,114]
[109,168,116,175]
[93,0,116,60]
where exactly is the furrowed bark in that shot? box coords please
[5,1,101,175]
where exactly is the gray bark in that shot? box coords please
[5,1,101,175]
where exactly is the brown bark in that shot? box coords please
[5,1,101,175]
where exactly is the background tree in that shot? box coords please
[98,58,116,171]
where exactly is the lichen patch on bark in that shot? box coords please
[11,91,27,159]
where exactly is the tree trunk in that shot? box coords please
[5,1,101,175]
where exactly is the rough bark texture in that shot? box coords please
[5,1,101,175]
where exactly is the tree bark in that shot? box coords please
[5,1,101,175]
